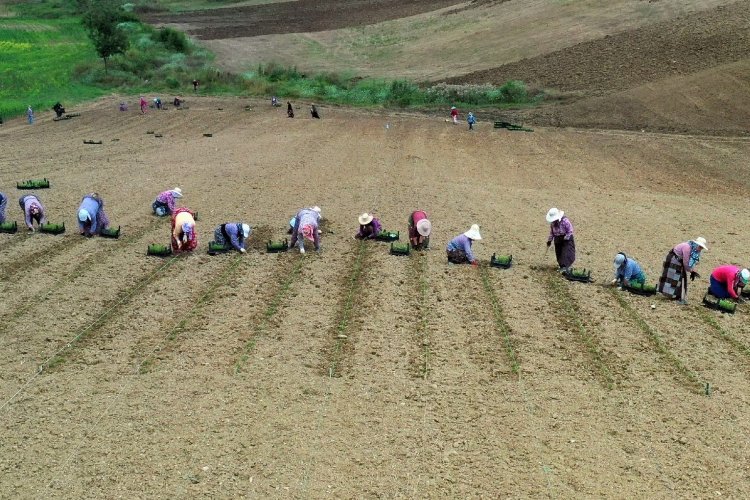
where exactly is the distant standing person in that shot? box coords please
[139,96,148,114]
[287,102,294,118]
[77,193,110,237]
[450,106,459,125]
[657,237,707,304]
[119,101,128,111]
[310,104,320,119]
[467,112,476,130]
[27,105,34,124]
[546,207,575,273]
[0,192,7,223]
[18,194,46,231]
[192,79,199,93]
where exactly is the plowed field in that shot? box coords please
[1,99,749,497]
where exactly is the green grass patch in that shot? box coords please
[694,307,750,361]
[479,265,520,375]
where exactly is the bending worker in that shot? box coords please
[152,187,183,217]
[612,252,646,287]
[171,207,198,252]
[709,265,749,300]
[0,192,7,223]
[78,193,110,237]
[657,237,707,305]
[408,210,431,250]
[355,212,382,240]
[289,206,321,254]
[446,224,482,265]
[213,222,251,253]
[19,194,46,231]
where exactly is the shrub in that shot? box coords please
[156,27,190,54]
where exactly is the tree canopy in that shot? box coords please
[80,1,129,72]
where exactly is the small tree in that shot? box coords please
[81,1,129,73]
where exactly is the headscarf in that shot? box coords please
[687,241,702,269]
[301,224,315,242]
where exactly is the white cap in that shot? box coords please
[546,207,564,223]
[741,269,750,284]
[78,209,90,222]
[613,253,626,269]
[311,206,321,214]
[241,223,251,238]
[464,224,482,241]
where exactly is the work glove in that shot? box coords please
[690,271,700,281]
[546,240,552,248]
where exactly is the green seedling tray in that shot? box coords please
[624,282,657,296]
[17,178,50,189]
[39,222,65,234]
[100,226,120,239]
[147,243,172,257]
[390,242,410,256]
[375,230,399,242]
[564,267,592,283]
[703,292,736,314]
[490,253,513,269]
[208,241,231,255]
[0,221,18,234]
[266,239,288,253]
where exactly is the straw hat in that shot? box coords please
[241,223,251,238]
[693,237,708,250]
[546,207,564,223]
[171,187,183,198]
[741,269,750,284]
[464,224,482,240]
[311,206,321,214]
[358,213,374,225]
[78,209,90,222]
[613,253,626,269]
[416,219,432,237]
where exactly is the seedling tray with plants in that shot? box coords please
[17,178,50,189]
[39,222,65,234]
[0,221,18,234]
[375,230,399,242]
[490,253,513,269]
[266,239,288,253]
[564,268,593,283]
[100,226,121,239]
[703,292,736,314]
[390,242,410,256]
[623,281,657,296]
[208,241,231,255]
[147,243,172,257]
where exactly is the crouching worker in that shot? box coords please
[214,222,251,253]
[446,224,481,266]
[19,194,46,231]
[408,210,431,249]
[709,265,749,300]
[152,187,182,216]
[172,208,197,252]
[289,206,321,254]
[612,252,646,287]
[77,193,110,237]
[355,212,381,240]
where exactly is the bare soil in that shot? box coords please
[1,97,749,497]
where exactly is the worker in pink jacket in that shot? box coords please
[709,265,749,300]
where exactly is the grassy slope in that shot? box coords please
[0,16,104,119]
[200,0,735,80]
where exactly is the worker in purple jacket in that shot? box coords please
[152,187,182,216]
[289,206,321,254]
[77,193,110,237]
[355,212,382,240]
[446,224,482,265]
[19,194,46,231]
[213,222,251,253]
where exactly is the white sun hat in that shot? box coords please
[693,236,708,250]
[78,209,90,222]
[416,219,432,237]
[741,269,750,284]
[241,223,251,238]
[464,224,482,240]
[171,187,183,198]
[613,253,626,269]
[546,207,564,223]
[358,213,374,225]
